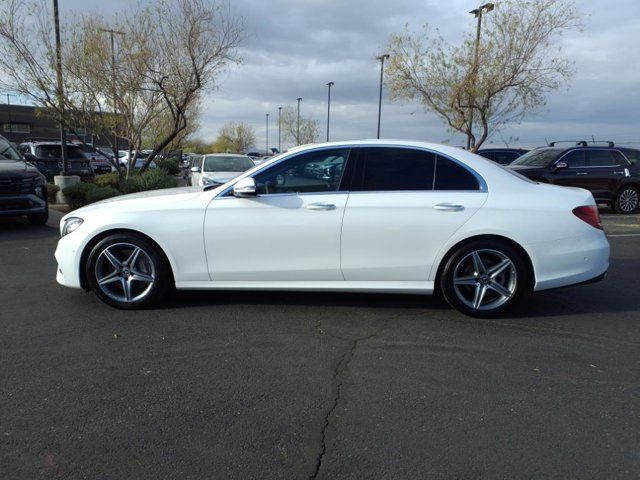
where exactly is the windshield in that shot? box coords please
[203,156,254,172]
[0,138,22,161]
[511,148,561,167]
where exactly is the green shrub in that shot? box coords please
[119,174,143,194]
[62,182,97,210]
[157,159,180,176]
[136,168,178,191]
[94,172,120,189]
[86,186,122,204]
[46,183,60,204]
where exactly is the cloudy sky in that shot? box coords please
[55,0,640,150]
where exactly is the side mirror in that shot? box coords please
[190,166,200,173]
[233,177,256,197]
[554,161,568,171]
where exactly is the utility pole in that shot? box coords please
[296,97,302,145]
[98,27,125,167]
[53,0,68,174]
[5,93,14,142]
[467,3,494,151]
[326,82,334,142]
[278,106,282,153]
[376,54,389,139]
[265,113,269,155]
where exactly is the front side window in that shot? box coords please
[359,147,436,191]
[560,150,586,168]
[203,155,254,173]
[253,148,349,194]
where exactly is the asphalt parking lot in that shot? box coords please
[1,211,639,479]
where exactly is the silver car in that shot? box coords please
[189,153,255,187]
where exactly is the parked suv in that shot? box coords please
[476,148,530,165]
[18,141,93,181]
[0,135,48,224]
[509,141,640,214]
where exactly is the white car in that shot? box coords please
[189,153,255,187]
[54,140,609,317]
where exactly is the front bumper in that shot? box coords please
[54,228,88,289]
[0,193,47,217]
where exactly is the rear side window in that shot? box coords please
[36,145,85,159]
[434,156,480,190]
[360,147,435,191]
[587,150,620,167]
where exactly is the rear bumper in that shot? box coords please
[527,231,610,291]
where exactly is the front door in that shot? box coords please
[204,148,352,281]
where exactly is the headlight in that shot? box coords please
[61,217,83,237]
[200,176,221,186]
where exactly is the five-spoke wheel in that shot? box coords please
[86,233,172,309]
[441,240,526,317]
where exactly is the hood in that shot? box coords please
[201,171,242,184]
[0,160,43,178]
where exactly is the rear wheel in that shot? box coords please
[86,233,172,309]
[440,240,527,318]
[614,186,639,214]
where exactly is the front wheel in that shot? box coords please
[614,186,639,214]
[86,233,172,309]
[440,240,527,318]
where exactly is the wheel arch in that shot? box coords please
[433,234,536,292]
[78,228,176,291]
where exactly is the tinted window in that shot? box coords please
[254,148,349,194]
[587,150,619,167]
[478,151,519,165]
[36,145,85,159]
[0,138,21,161]
[359,148,435,191]
[621,149,640,164]
[434,156,480,190]
[561,150,586,168]
[511,148,561,167]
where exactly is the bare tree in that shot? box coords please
[279,105,319,146]
[384,0,580,151]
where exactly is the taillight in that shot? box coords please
[572,205,603,230]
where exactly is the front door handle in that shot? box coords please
[434,203,465,212]
[306,202,336,211]
[613,171,625,175]
[576,172,588,175]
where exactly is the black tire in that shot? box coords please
[27,209,49,225]
[439,239,527,318]
[613,185,639,214]
[85,232,173,309]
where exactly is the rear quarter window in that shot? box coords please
[434,156,480,190]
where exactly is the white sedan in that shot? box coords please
[54,140,609,317]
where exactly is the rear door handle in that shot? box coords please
[434,203,465,212]
[306,202,336,211]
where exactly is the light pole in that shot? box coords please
[325,82,334,142]
[376,54,389,139]
[278,106,282,153]
[296,97,302,145]
[265,113,269,155]
[98,27,125,166]
[5,93,14,142]
[53,0,68,175]
[467,3,494,150]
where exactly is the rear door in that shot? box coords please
[340,147,487,281]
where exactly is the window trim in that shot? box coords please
[554,148,629,169]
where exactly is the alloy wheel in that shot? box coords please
[618,188,639,213]
[452,249,517,311]
[94,242,156,303]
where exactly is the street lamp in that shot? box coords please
[5,93,14,142]
[98,27,125,167]
[376,54,389,139]
[278,106,282,153]
[326,82,334,142]
[265,113,269,155]
[52,0,68,175]
[296,97,302,145]
[466,2,494,150]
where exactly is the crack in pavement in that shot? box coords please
[309,312,417,479]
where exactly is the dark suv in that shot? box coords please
[0,135,49,225]
[18,141,93,181]
[476,148,530,165]
[509,141,640,214]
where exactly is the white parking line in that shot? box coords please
[607,234,640,237]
